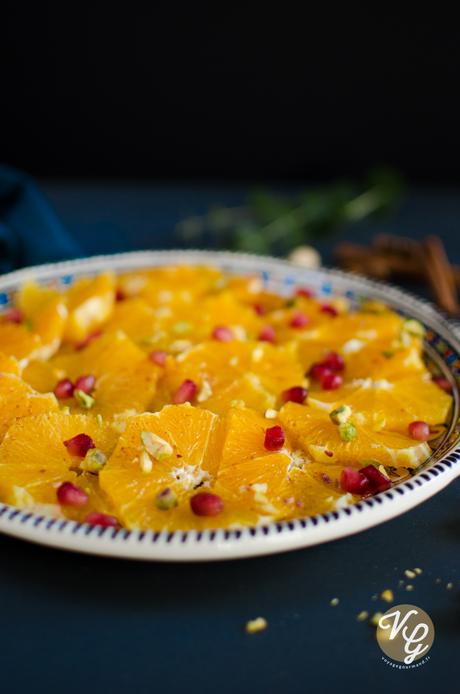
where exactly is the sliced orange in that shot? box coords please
[0,373,59,440]
[0,412,118,507]
[64,273,115,342]
[0,352,20,376]
[100,404,224,529]
[279,401,431,469]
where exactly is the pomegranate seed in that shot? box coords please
[321,351,345,372]
[1,307,24,323]
[56,481,89,507]
[149,350,168,366]
[115,288,126,302]
[289,311,309,329]
[253,303,266,315]
[173,379,197,404]
[54,378,75,399]
[309,363,332,381]
[258,325,276,342]
[280,386,308,404]
[432,376,452,393]
[212,325,234,342]
[408,420,430,441]
[340,467,371,495]
[190,492,224,516]
[264,425,285,451]
[85,512,120,528]
[63,433,96,457]
[75,330,103,351]
[74,374,95,394]
[359,465,391,493]
[295,287,314,299]
[320,304,338,317]
[321,372,343,390]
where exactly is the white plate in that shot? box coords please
[1,250,459,561]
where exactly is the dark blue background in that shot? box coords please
[0,184,459,694]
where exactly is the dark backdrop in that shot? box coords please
[2,4,460,182]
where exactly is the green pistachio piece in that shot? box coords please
[74,389,95,409]
[155,487,178,510]
[338,421,358,442]
[329,405,352,425]
[79,448,107,473]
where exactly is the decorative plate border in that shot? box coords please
[1,249,460,561]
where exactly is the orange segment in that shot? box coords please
[100,404,222,529]
[0,352,20,376]
[0,412,118,507]
[64,273,115,342]
[0,373,59,440]
[279,402,431,469]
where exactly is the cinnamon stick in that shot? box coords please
[422,235,460,316]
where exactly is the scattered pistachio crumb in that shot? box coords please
[356,610,369,622]
[96,413,103,426]
[398,579,405,587]
[330,597,340,607]
[371,594,378,601]
[264,409,278,419]
[406,584,414,591]
[404,569,416,580]
[245,617,268,634]
[139,450,153,473]
[329,405,352,425]
[414,567,423,575]
[435,577,442,584]
[74,389,95,409]
[370,612,383,626]
[446,582,454,590]
[338,421,357,442]
[381,589,394,603]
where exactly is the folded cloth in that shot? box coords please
[0,165,82,274]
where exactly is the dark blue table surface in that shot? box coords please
[1,183,460,694]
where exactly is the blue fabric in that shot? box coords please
[0,165,81,273]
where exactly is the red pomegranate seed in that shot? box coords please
[212,325,234,342]
[1,307,24,323]
[321,372,343,390]
[173,379,197,404]
[149,350,168,366]
[115,288,126,302]
[309,363,332,381]
[253,303,266,315]
[57,481,89,507]
[295,287,314,299]
[54,378,75,399]
[320,304,338,317]
[432,376,452,393]
[75,330,103,351]
[190,492,224,516]
[289,311,309,329]
[280,386,308,404]
[321,351,345,372]
[74,374,95,394]
[258,325,276,343]
[264,425,285,451]
[359,465,391,493]
[63,433,96,457]
[340,467,371,495]
[85,512,120,528]
[408,420,430,441]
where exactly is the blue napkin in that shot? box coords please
[0,165,82,274]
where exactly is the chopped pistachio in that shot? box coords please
[330,404,352,425]
[406,584,414,591]
[74,389,95,409]
[382,349,394,359]
[414,567,423,575]
[446,582,454,590]
[338,421,357,442]
[356,610,369,622]
[173,321,191,334]
[155,487,178,510]
[79,448,107,473]
[403,318,425,338]
[329,597,340,607]
[245,617,268,634]
[141,431,173,461]
[139,450,153,473]
[264,409,278,419]
[404,569,416,580]
[96,413,104,426]
[381,589,394,603]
